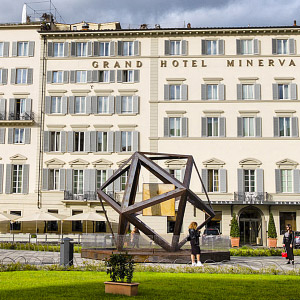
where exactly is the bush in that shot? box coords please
[230,213,240,238]
[268,212,277,239]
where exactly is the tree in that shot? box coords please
[268,212,277,239]
[230,213,240,238]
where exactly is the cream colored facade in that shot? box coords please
[1,21,300,246]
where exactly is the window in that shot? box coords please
[123,41,134,56]
[97,96,109,113]
[241,40,253,54]
[73,170,84,195]
[76,42,87,57]
[52,71,63,83]
[97,131,108,152]
[49,169,60,190]
[207,117,219,137]
[206,40,217,55]
[15,98,26,119]
[121,131,132,152]
[74,132,85,152]
[99,70,110,82]
[121,96,133,113]
[12,165,23,194]
[242,84,254,100]
[169,117,181,137]
[14,128,24,144]
[100,42,110,56]
[243,117,255,137]
[122,70,133,83]
[244,170,255,192]
[51,96,62,113]
[281,170,293,193]
[169,85,181,100]
[277,39,288,54]
[95,221,106,232]
[280,212,296,234]
[54,43,64,57]
[16,69,28,84]
[207,85,218,100]
[206,211,222,233]
[49,131,61,152]
[76,71,87,83]
[278,84,289,100]
[72,210,83,232]
[279,117,291,137]
[96,170,107,191]
[170,169,182,181]
[17,42,28,56]
[10,211,21,231]
[170,41,181,55]
[75,96,86,114]
[0,42,3,56]
[208,169,219,192]
[121,171,128,191]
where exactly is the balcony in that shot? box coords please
[234,192,271,203]
[0,112,35,125]
[63,191,115,201]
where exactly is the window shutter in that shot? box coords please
[237,169,244,194]
[70,71,76,83]
[218,40,224,55]
[46,71,52,84]
[64,42,69,57]
[253,39,259,55]
[134,41,140,56]
[48,42,53,57]
[133,96,139,114]
[70,42,76,56]
[201,40,207,55]
[273,117,279,137]
[132,131,139,152]
[87,70,93,83]
[117,70,122,82]
[256,169,264,193]
[181,40,187,55]
[134,70,140,82]
[91,96,97,114]
[67,131,74,152]
[42,169,49,190]
[10,69,16,84]
[28,41,35,57]
[92,70,99,83]
[43,131,49,152]
[108,131,114,152]
[89,131,96,152]
[115,131,121,152]
[275,169,281,193]
[109,96,115,114]
[5,164,12,194]
[68,96,75,114]
[87,41,93,56]
[164,40,170,55]
[12,42,17,56]
[27,69,33,84]
[164,117,169,137]
[9,98,15,116]
[63,71,69,83]
[201,117,207,137]
[0,164,3,193]
[66,169,73,193]
[84,169,90,194]
[164,84,169,100]
[0,128,5,144]
[84,131,91,152]
[291,83,297,100]
[24,128,31,144]
[22,164,29,194]
[109,41,115,56]
[237,84,242,100]
[7,128,13,144]
[219,169,227,193]
[60,96,68,115]
[115,96,121,114]
[181,168,186,182]
[0,98,6,119]
[86,96,92,114]
[90,169,96,193]
[219,117,226,137]
[272,39,277,54]
[236,39,241,55]
[2,69,8,84]
[272,83,279,100]
[201,169,208,192]
[93,42,99,56]
[218,84,225,100]
[60,131,67,153]
[181,117,188,137]
[237,117,243,137]
[59,169,66,191]
[181,84,188,100]
[201,84,207,100]
[292,117,299,137]
[254,84,261,100]
[3,42,9,57]
[114,172,121,192]
[110,70,115,83]
[25,98,31,116]
[107,169,114,193]
[255,117,262,137]
[289,38,296,55]
[117,41,123,56]
[293,170,300,193]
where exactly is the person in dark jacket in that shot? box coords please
[282,224,295,265]
[188,222,203,267]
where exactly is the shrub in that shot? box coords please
[268,212,277,239]
[230,213,240,238]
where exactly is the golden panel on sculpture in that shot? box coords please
[142,183,175,216]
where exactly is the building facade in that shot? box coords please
[1,20,300,245]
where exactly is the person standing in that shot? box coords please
[188,222,203,267]
[282,224,295,265]
[131,227,140,248]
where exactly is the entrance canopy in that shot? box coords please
[17,211,64,222]
[64,212,114,222]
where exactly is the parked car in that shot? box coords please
[294,231,300,249]
[201,228,221,245]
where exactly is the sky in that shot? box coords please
[1,0,300,28]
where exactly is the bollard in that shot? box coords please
[60,237,74,266]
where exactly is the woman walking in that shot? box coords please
[131,227,140,248]
[282,224,295,265]
[188,222,203,267]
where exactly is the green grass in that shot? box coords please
[0,271,300,299]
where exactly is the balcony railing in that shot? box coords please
[8,112,35,121]
[0,113,5,120]
[64,191,114,201]
[234,192,271,202]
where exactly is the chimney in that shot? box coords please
[294,20,297,26]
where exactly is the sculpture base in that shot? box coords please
[81,248,230,263]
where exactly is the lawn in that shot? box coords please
[0,271,300,299]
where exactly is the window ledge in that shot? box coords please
[46,113,66,116]
[70,152,89,155]
[70,114,90,116]
[116,151,135,155]
[45,152,64,155]
[95,113,113,116]
[117,113,138,116]
[93,152,113,155]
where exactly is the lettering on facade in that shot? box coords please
[226,59,296,67]
[92,61,143,68]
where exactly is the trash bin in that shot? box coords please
[60,237,74,266]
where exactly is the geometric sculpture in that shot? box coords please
[97,152,215,252]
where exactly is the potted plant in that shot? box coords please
[104,253,139,296]
[230,213,240,247]
[268,212,277,248]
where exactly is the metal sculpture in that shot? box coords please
[98,152,215,252]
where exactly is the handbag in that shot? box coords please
[281,252,287,258]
